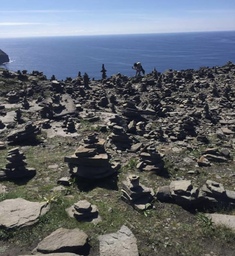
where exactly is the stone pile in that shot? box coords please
[0,147,36,180]
[7,121,41,144]
[64,133,117,179]
[156,179,235,211]
[121,174,154,210]
[63,117,76,133]
[136,144,165,174]
[107,125,132,151]
[14,108,23,123]
[66,199,101,223]
[6,90,19,103]
[197,147,232,167]
[121,101,143,121]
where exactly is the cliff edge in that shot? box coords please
[0,49,10,64]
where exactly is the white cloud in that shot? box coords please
[0,22,43,26]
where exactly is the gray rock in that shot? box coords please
[20,253,79,256]
[99,225,139,256]
[33,228,89,255]
[121,174,154,210]
[0,198,50,229]
[206,213,235,231]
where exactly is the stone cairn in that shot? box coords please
[64,133,117,179]
[7,121,41,144]
[107,125,132,151]
[136,144,165,174]
[66,200,101,223]
[14,108,23,123]
[62,117,76,133]
[156,179,235,211]
[0,147,36,180]
[121,174,155,210]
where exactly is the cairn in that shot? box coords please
[156,179,235,211]
[121,174,154,210]
[7,121,41,144]
[63,117,76,133]
[66,200,101,223]
[0,147,36,180]
[64,133,117,179]
[107,125,132,151]
[136,144,165,174]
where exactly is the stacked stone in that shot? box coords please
[121,174,154,210]
[66,200,100,223]
[0,147,36,180]
[64,133,117,179]
[63,117,76,133]
[6,91,19,103]
[136,144,165,173]
[107,125,132,151]
[7,121,41,144]
[156,179,235,211]
[121,101,142,121]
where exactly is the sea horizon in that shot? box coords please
[1,30,235,80]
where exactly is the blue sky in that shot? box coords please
[0,0,235,38]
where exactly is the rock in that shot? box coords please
[20,253,79,256]
[99,225,139,256]
[205,213,235,231]
[121,174,154,210]
[33,228,89,255]
[7,121,41,144]
[66,199,101,223]
[0,198,50,229]
[0,49,9,64]
[136,144,165,175]
[0,147,36,180]
[65,133,117,179]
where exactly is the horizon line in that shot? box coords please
[1,29,235,39]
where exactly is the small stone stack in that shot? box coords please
[156,179,235,211]
[7,121,41,144]
[0,147,36,180]
[66,200,101,223]
[64,133,117,179]
[121,174,154,210]
[63,117,76,133]
[107,125,132,151]
[136,144,165,174]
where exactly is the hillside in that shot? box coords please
[0,63,235,256]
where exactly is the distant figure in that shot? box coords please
[101,64,107,79]
[132,62,145,76]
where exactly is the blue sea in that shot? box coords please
[1,31,235,80]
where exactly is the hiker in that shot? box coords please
[132,62,145,76]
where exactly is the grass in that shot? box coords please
[0,135,235,255]
[0,85,235,255]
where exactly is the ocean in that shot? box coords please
[1,31,235,80]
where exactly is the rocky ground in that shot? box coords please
[0,63,235,256]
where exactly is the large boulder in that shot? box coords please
[0,49,9,64]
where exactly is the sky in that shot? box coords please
[0,0,235,38]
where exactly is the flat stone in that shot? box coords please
[170,180,193,195]
[21,253,80,256]
[99,225,138,256]
[33,228,89,255]
[74,200,92,212]
[0,198,50,229]
[206,213,235,231]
